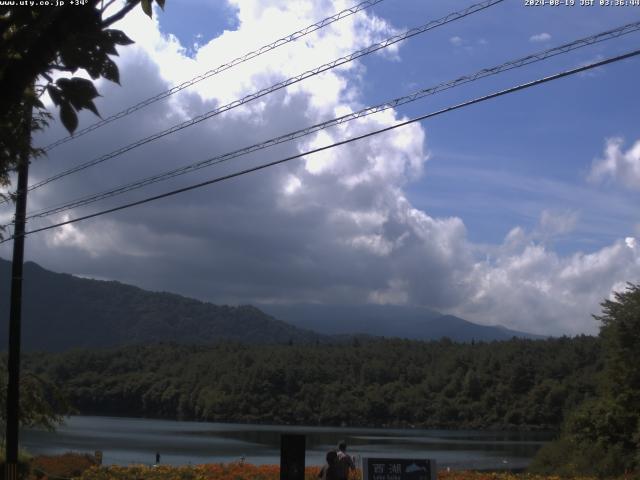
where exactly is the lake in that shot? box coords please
[22,416,553,471]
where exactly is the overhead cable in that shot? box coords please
[23,0,504,195]
[3,47,637,244]
[23,20,640,221]
[42,0,387,152]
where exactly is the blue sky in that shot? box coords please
[3,0,639,336]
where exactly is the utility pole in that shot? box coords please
[4,99,32,480]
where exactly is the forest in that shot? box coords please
[21,335,601,430]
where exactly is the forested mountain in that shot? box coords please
[23,336,601,430]
[0,259,323,351]
[259,304,545,341]
[0,258,542,351]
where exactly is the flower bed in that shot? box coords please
[24,456,636,480]
[29,453,98,479]
[73,465,627,480]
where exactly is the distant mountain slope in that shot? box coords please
[0,258,543,352]
[0,258,323,351]
[259,303,545,342]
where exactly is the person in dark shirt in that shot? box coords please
[318,450,339,480]
[336,441,355,480]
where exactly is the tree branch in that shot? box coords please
[100,0,118,13]
[49,64,77,73]
[102,1,139,27]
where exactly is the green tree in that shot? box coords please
[531,284,640,477]
[1,0,167,432]
[0,0,166,194]
[0,366,71,432]
[597,284,640,413]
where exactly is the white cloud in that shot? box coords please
[589,137,640,189]
[456,227,640,335]
[499,210,578,249]
[349,234,395,257]
[529,32,551,43]
[48,216,90,253]
[535,209,579,242]
[282,174,302,195]
[369,278,409,305]
[577,54,606,78]
[449,36,463,46]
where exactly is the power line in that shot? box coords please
[22,20,640,221]
[3,48,638,245]
[21,0,504,195]
[41,0,387,152]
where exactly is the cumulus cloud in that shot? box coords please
[4,1,639,338]
[589,137,640,189]
[452,211,640,335]
[529,32,551,42]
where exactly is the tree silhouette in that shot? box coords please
[0,0,166,193]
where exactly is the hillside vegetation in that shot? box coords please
[23,336,600,430]
[530,285,640,477]
[0,259,543,351]
[0,259,323,350]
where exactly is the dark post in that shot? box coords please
[4,100,32,480]
[280,434,305,480]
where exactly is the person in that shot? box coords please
[155,452,160,465]
[335,441,355,480]
[318,449,339,480]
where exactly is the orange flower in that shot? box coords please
[26,457,625,480]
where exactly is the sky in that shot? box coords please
[2,0,640,336]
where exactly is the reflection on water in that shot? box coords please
[22,416,553,471]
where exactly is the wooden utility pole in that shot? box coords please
[4,99,32,480]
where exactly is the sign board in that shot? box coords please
[280,434,306,480]
[362,458,436,480]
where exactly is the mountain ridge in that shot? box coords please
[1,258,543,351]
[258,303,545,342]
[0,258,323,351]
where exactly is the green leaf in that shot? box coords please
[84,100,100,117]
[56,78,69,89]
[58,44,84,71]
[84,62,101,80]
[105,29,134,46]
[56,78,101,118]
[100,57,120,84]
[59,102,78,134]
[46,85,62,106]
[155,0,165,9]
[57,77,99,101]
[57,78,99,109]
[101,41,118,56]
[141,0,152,18]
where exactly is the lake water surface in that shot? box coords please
[22,416,553,471]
